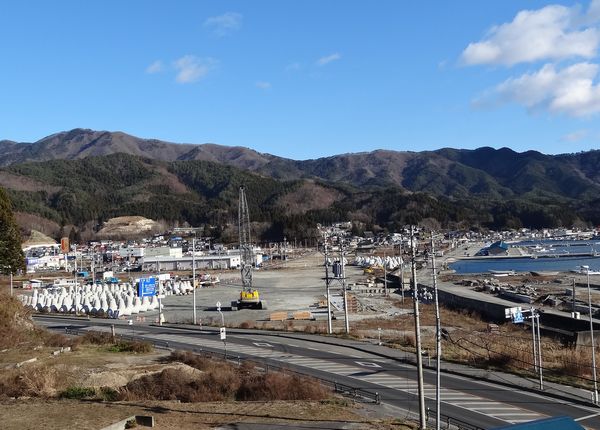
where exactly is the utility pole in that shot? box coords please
[192,236,197,325]
[536,312,543,390]
[157,260,163,326]
[74,244,78,314]
[411,226,426,429]
[383,250,388,297]
[572,278,575,312]
[341,240,349,334]
[586,267,599,404]
[400,241,405,303]
[531,307,538,375]
[431,235,441,430]
[323,235,333,334]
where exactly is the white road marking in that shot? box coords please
[142,331,548,424]
[252,342,273,347]
[575,412,600,422]
[355,361,382,368]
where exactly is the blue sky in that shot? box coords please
[2,1,600,159]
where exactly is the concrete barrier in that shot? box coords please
[15,357,37,368]
[100,415,154,430]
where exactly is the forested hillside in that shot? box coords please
[2,153,596,243]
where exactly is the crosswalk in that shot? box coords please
[89,326,545,425]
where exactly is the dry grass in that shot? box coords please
[0,364,58,398]
[351,299,600,389]
[236,372,328,401]
[133,351,330,403]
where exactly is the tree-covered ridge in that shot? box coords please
[2,153,598,244]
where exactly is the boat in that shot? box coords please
[489,270,516,276]
[571,266,600,275]
[530,271,559,276]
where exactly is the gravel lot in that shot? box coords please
[156,251,376,327]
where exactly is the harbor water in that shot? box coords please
[450,240,600,274]
[449,256,600,274]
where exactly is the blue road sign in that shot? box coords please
[138,277,156,297]
[512,310,524,323]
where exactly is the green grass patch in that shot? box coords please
[61,386,96,399]
[106,341,153,353]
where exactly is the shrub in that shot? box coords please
[81,331,113,345]
[167,351,215,371]
[61,386,96,399]
[99,386,119,401]
[107,340,153,353]
[239,321,255,329]
[44,332,75,348]
[119,368,236,402]
[130,351,330,403]
[236,372,328,401]
[0,365,58,398]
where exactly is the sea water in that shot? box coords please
[449,239,600,274]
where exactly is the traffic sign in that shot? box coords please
[138,278,157,297]
[505,306,524,324]
[220,327,226,340]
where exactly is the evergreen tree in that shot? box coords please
[0,187,25,274]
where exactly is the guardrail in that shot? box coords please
[436,414,485,430]
[64,328,488,429]
[63,327,380,403]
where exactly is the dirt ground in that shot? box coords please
[0,398,412,430]
[0,340,413,430]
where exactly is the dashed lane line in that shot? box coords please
[89,327,549,425]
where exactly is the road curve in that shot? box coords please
[34,315,600,430]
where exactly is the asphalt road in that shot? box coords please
[35,315,600,430]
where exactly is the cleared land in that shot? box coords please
[0,293,411,430]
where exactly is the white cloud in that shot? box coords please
[585,0,600,24]
[146,60,164,74]
[173,55,217,84]
[317,53,341,66]
[285,62,301,71]
[461,4,600,66]
[204,12,242,37]
[560,129,588,142]
[485,62,600,117]
[255,81,271,89]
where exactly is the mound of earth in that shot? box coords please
[97,216,161,238]
[22,229,57,248]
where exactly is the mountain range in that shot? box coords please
[2,128,599,240]
[2,128,599,201]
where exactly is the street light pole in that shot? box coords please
[586,268,599,404]
[192,237,197,325]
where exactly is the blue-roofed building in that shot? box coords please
[487,240,509,256]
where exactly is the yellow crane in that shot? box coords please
[231,186,265,310]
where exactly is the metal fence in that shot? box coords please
[65,327,486,429]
